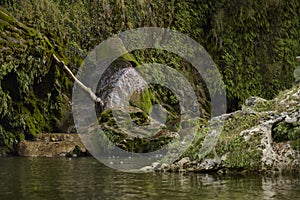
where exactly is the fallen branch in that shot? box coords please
[52,54,103,106]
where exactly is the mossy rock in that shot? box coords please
[98,106,179,153]
[272,120,300,151]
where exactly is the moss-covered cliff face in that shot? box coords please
[207,0,300,111]
[0,7,73,156]
[0,0,299,156]
[3,0,299,110]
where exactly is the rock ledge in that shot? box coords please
[17,133,87,157]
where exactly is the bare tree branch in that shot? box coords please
[52,54,103,106]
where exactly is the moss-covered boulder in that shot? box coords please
[98,105,181,153]
[151,84,300,173]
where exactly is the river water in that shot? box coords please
[0,157,299,200]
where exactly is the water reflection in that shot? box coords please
[262,175,300,199]
[0,157,299,200]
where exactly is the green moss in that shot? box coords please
[290,139,300,152]
[98,106,177,153]
[99,109,112,123]
[0,125,16,155]
[183,110,265,170]
[217,132,262,170]
[129,88,154,114]
[223,149,262,170]
[129,111,149,126]
[0,8,15,24]
[0,18,10,30]
[272,121,300,151]
[221,112,266,138]
[122,53,140,66]
[18,133,25,141]
[250,100,275,112]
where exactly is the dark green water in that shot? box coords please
[0,157,299,200]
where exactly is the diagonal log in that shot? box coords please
[52,54,103,106]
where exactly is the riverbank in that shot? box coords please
[15,84,300,174]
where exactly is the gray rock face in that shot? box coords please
[96,59,147,111]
